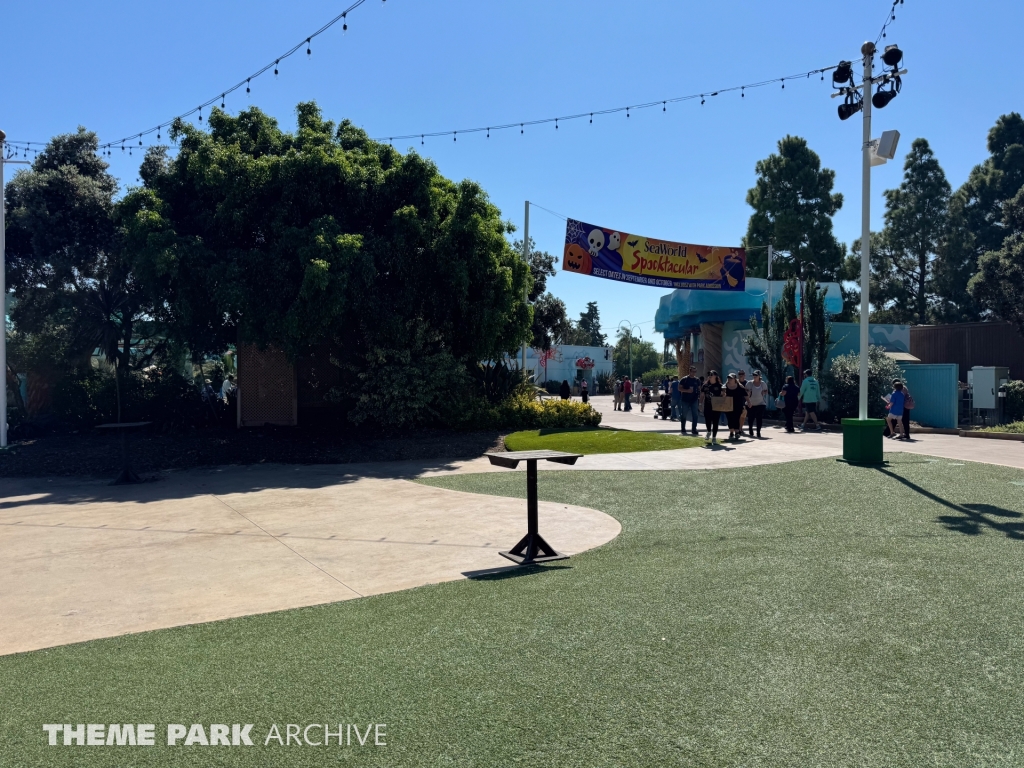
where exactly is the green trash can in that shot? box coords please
[841,419,885,464]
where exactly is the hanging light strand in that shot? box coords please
[875,0,905,43]
[79,0,371,153]
[378,63,838,144]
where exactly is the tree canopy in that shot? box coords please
[744,135,845,281]
[934,112,1024,321]
[969,186,1024,337]
[129,103,531,367]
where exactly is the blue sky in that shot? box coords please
[4,0,1021,347]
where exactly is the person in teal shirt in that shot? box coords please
[798,369,821,431]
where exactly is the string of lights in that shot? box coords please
[375,63,841,146]
[875,0,905,44]
[3,0,378,159]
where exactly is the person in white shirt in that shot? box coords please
[220,374,237,401]
[745,370,770,438]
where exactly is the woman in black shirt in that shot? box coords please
[701,371,724,445]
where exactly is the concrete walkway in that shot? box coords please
[0,463,619,655]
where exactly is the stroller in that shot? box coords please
[654,393,672,420]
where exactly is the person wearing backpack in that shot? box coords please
[901,384,915,439]
[798,369,821,431]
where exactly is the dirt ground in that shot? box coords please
[0,427,505,479]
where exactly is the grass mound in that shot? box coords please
[503,426,704,454]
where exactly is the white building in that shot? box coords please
[510,345,614,390]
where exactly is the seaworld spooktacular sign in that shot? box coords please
[562,218,746,291]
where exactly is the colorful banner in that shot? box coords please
[562,218,745,291]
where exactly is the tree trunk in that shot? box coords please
[700,323,723,375]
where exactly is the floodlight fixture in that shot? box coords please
[832,60,854,88]
[838,92,863,121]
[881,44,903,68]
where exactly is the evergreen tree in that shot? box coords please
[874,138,951,323]
[969,187,1024,337]
[575,301,606,346]
[744,135,845,280]
[935,112,1024,321]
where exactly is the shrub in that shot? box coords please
[821,346,902,420]
[640,366,679,386]
[457,391,602,431]
[594,372,612,394]
[1004,380,1024,423]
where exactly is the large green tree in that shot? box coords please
[874,138,951,323]
[969,187,1024,337]
[611,331,659,379]
[5,128,159,419]
[934,112,1024,321]
[744,135,845,281]
[130,103,531,426]
[574,301,606,346]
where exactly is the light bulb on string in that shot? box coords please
[198,107,203,122]
[663,101,666,112]
[486,128,490,138]
[701,94,705,105]
[589,113,593,124]
[555,119,558,130]
[421,135,424,145]
[520,124,524,134]
[742,86,745,97]
[781,79,785,89]
[342,13,347,31]
[626,107,630,118]
[453,132,457,142]
[246,78,251,94]
[221,95,226,109]
[306,38,311,56]
[274,60,279,77]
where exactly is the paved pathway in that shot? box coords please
[0,464,618,655]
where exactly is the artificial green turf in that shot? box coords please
[4,456,1024,766]
[503,426,705,454]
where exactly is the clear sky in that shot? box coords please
[4,0,1021,347]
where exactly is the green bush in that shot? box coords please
[458,392,602,431]
[1004,380,1024,423]
[979,420,1024,434]
[640,366,679,386]
[821,346,903,420]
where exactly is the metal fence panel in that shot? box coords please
[899,363,959,429]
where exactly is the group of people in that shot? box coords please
[659,368,826,445]
[611,377,650,412]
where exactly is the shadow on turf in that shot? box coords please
[875,467,1024,540]
[462,564,571,580]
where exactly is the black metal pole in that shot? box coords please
[526,459,538,560]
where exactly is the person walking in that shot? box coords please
[623,376,633,411]
[580,378,589,404]
[901,383,913,439]
[559,379,572,400]
[780,375,800,433]
[885,379,907,439]
[745,369,769,438]
[701,371,724,445]
[724,373,747,441]
[638,379,648,412]
[613,379,622,410]
[736,370,749,434]
[798,369,821,431]
[669,376,681,421]
[679,365,701,436]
